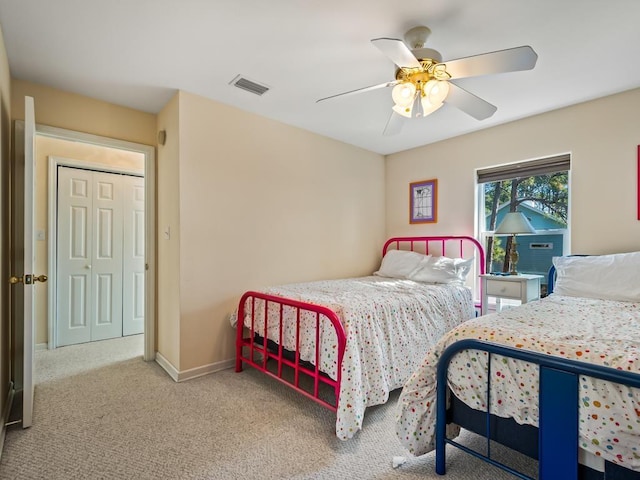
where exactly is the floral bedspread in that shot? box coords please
[396,294,640,471]
[235,276,474,440]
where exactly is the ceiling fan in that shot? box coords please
[317,26,538,135]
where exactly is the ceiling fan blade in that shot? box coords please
[443,45,538,80]
[371,38,421,69]
[383,111,404,136]
[445,83,497,120]
[316,80,398,103]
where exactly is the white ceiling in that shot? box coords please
[1,0,640,155]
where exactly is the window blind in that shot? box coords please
[476,154,570,184]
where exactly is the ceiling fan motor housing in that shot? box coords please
[404,26,432,48]
[395,56,449,87]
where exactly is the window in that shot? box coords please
[477,154,570,295]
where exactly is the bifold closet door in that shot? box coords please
[57,167,124,346]
[122,175,145,336]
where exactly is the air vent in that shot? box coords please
[229,75,270,96]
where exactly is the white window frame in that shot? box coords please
[475,156,572,305]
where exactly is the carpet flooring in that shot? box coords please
[0,335,537,479]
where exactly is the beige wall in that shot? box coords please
[11,79,157,147]
[167,91,385,371]
[33,137,144,345]
[386,88,640,255]
[0,24,11,431]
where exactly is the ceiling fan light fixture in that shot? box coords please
[391,82,416,107]
[392,103,413,118]
[420,97,445,116]
[412,94,425,118]
[424,80,450,106]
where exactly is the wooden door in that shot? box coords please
[90,171,123,341]
[10,97,39,427]
[56,166,93,346]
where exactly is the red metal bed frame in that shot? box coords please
[235,235,485,412]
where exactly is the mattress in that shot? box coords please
[235,275,474,439]
[396,294,640,471]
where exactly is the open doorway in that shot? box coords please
[35,125,155,361]
[53,164,144,346]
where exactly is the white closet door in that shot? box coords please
[122,175,145,336]
[57,167,125,345]
[90,171,124,341]
[57,167,94,346]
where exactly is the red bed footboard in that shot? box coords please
[235,291,346,411]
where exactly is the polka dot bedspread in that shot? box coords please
[395,294,640,471]
[238,276,475,440]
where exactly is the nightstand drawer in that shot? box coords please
[486,279,522,298]
[480,273,543,315]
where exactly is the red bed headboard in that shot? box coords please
[383,236,486,312]
[383,236,485,272]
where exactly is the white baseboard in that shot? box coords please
[35,343,48,351]
[154,352,179,381]
[177,358,235,382]
[0,382,15,459]
[155,353,234,382]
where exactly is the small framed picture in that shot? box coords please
[410,179,438,224]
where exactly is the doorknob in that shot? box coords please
[9,274,48,284]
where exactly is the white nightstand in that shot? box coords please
[480,274,543,315]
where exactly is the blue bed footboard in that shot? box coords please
[435,339,640,480]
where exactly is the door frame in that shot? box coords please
[36,124,156,361]
[50,161,143,348]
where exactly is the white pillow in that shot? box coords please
[374,249,428,279]
[409,256,474,285]
[552,252,640,302]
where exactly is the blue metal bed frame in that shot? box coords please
[435,264,640,479]
[435,339,640,479]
